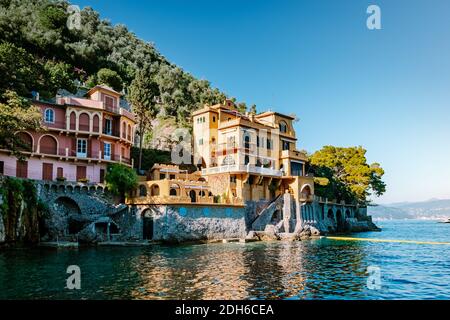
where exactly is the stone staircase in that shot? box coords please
[251,195,284,231]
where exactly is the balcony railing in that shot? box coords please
[33,147,132,165]
[202,164,283,177]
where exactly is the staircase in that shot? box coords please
[251,195,284,231]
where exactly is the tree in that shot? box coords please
[128,64,160,172]
[87,68,123,92]
[0,91,42,157]
[104,163,138,202]
[309,146,386,204]
[0,42,42,98]
[249,104,257,114]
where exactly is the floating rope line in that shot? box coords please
[324,236,450,246]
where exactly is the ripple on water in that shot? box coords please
[0,220,449,299]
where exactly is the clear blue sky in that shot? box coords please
[75,0,450,204]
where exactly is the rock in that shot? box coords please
[259,225,280,241]
[245,231,260,241]
[310,226,321,236]
[77,223,99,244]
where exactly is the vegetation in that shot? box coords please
[128,64,160,171]
[308,146,386,205]
[0,91,42,157]
[0,177,48,244]
[104,163,138,201]
[130,147,171,172]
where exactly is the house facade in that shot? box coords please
[0,85,136,183]
[128,100,314,206]
[192,100,314,204]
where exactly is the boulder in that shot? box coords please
[245,231,260,241]
[77,223,99,244]
[259,225,280,241]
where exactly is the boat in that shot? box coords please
[438,218,450,223]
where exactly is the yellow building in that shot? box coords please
[192,100,314,204]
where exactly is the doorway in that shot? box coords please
[142,210,154,240]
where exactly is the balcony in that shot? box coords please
[31,147,132,166]
[57,97,135,121]
[280,149,308,161]
[202,164,283,177]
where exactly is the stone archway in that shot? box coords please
[142,209,154,240]
[189,190,197,203]
[336,209,345,232]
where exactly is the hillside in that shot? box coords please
[368,199,450,220]
[0,0,245,134]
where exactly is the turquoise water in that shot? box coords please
[0,220,449,299]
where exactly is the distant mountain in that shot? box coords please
[368,199,450,220]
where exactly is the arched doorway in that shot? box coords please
[336,209,345,232]
[54,197,83,234]
[345,209,351,219]
[189,190,196,203]
[142,209,154,240]
[39,135,58,155]
[150,184,160,196]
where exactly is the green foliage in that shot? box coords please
[309,146,386,205]
[130,147,171,171]
[87,68,123,92]
[0,91,42,157]
[0,0,244,130]
[0,177,47,243]
[104,163,138,198]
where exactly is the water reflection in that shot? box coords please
[1,221,450,300]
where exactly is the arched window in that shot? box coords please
[244,155,250,165]
[39,135,58,155]
[279,121,288,133]
[169,188,177,196]
[16,132,33,151]
[244,134,250,149]
[139,185,147,197]
[78,113,90,131]
[45,109,55,123]
[150,184,160,196]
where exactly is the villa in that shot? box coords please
[0,85,136,183]
[128,100,314,206]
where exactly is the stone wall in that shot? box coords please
[130,205,247,242]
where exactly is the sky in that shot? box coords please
[74,0,450,204]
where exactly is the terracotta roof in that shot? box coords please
[86,84,122,97]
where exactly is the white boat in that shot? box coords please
[439,218,450,223]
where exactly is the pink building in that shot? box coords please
[0,85,136,183]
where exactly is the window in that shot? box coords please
[0,161,4,175]
[199,138,203,145]
[244,135,250,149]
[44,109,54,123]
[16,160,28,178]
[291,162,304,176]
[244,155,250,165]
[160,173,166,179]
[104,142,111,160]
[170,174,176,180]
[104,95,115,110]
[104,119,112,135]
[279,121,288,133]
[282,141,290,151]
[213,116,216,122]
[77,139,87,158]
[267,139,272,150]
